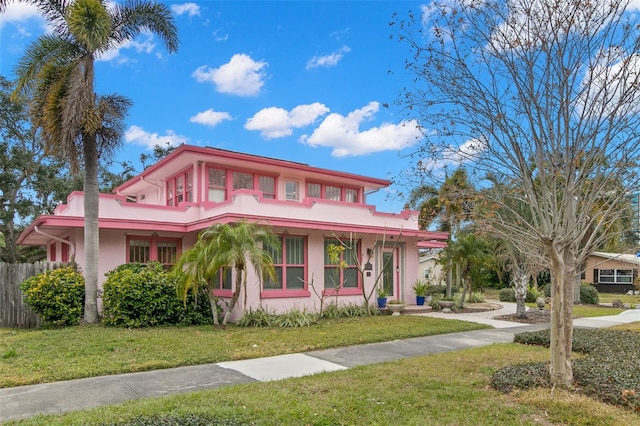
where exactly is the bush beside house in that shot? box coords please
[102,262,212,327]
[20,266,85,326]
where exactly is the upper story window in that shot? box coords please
[307,182,360,204]
[233,171,253,190]
[285,180,299,201]
[208,168,226,202]
[263,235,306,291]
[207,166,277,202]
[167,169,193,206]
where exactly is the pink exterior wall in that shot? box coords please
[20,145,448,321]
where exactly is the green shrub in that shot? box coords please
[525,286,543,303]
[237,306,276,327]
[467,291,486,303]
[499,286,544,303]
[102,262,211,327]
[20,267,85,326]
[541,283,551,297]
[499,287,515,302]
[425,284,459,296]
[494,328,640,410]
[272,308,314,327]
[580,283,599,304]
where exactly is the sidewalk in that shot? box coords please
[2,302,639,423]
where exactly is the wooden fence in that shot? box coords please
[0,262,64,329]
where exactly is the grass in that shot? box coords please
[0,315,488,388]
[10,344,640,426]
[573,305,625,317]
[599,292,640,305]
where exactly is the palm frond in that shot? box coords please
[108,0,179,54]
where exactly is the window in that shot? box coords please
[307,182,321,198]
[50,243,56,262]
[306,182,360,203]
[167,169,193,206]
[345,188,358,203]
[598,269,634,284]
[286,180,299,201]
[233,171,253,190]
[212,268,232,290]
[127,236,180,268]
[264,235,306,290]
[324,239,359,289]
[208,168,226,202]
[259,175,275,199]
[325,185,341,201]
[61,239,70,262]
[129,238,151,263]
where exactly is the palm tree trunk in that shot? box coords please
[83,135,99,323]
[222,265,244,325]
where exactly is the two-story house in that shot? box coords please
[18,144,448,320]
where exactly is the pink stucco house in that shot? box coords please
[18,144,447,319]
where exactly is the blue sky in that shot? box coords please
[0,1,426,212]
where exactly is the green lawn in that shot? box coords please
[0,315,488,388]
[11,344,640,426]
[4,301,640,425]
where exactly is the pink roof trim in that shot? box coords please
[114,144,390,193]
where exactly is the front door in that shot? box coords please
[383,251,394,297]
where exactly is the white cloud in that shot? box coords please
[330,28,350,41]
[96,30,157,62]
[245,103,329,139]
[190,109,232,127]
[171,3,200,16]
[0,3,41,28]
[212,29,228,42]
[125,125,188,150]
[306,46,351,69]
[300,102,422,157]
[192,54,268,97]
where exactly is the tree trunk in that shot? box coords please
[548,243,574,387]
[207,290,220,326]
[446,258,453,298]
[83,136,99,323]
[222,265,243,325]
[513,268,528,318]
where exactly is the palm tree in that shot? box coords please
[441,232,488,308]
[12,0,178,323]
[172,237,223,326]
[173,222,280,326]
[409,167,475,297]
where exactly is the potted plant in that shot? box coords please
[386,299,405,316]
[376,287,388,309]
[412,280,428,306]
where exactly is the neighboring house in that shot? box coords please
[417,249,446,286]
[583,252,640,294]
[18,144,448,320]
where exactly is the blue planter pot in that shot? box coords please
[377,297,387,308]
[416,296,426,306]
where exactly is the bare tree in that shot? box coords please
[394,0,640,387]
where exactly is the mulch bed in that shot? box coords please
[494,309,551,324]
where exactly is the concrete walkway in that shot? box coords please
[2,302,639,423]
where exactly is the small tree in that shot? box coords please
[394,0,640,387]
[173,222,279,326]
